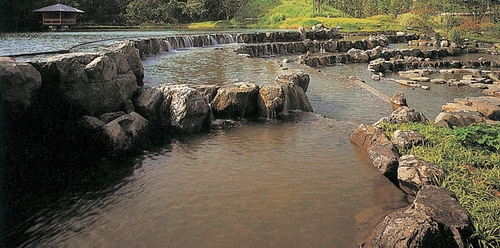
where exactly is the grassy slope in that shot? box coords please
[189,0,402,32]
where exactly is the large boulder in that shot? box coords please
[398,155,445,196]
[258,85,285,119]
[0,57,42,115]
[274,71,313,114]
[102,111,150,152]
[32,52,138,116]
[275,69,310,92]
[350,124,400,181]
[210,82,259,119]
[365,185,473,248]
[156,84,210,134]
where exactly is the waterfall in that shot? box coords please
[208,35,218,46]
[183,36,194,48]
[164,40,174,52]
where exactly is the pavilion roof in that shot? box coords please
[33,4,84,13]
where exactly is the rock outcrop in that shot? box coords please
[31,51,139,117]
[364,186,473,248]
[350,124,400,181]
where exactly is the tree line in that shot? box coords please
[1,0,499,32]
[0,0,251,31]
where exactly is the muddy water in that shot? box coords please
[1,31,486,247]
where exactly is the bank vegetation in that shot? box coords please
[382,122,500,247]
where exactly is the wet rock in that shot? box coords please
[134,87,164,122]
[350,124,400,181]
[210,82,259,119]
[258,85,285,119]
[77,115,105,131]
[434,111,485,128]
[0,57,42,115]
[102,111,150,152]
[391,130,427,149]
[398,155,445,196]
[160,84,210,134]
[275,72,313,114]
[347,48,370,62]
[365,185,473,248]
[275,69,310,92]
[390,91,408,107]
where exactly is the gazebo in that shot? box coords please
[33,4,84,30]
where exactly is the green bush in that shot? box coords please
[448,28,462,43]
[452,123,500,153]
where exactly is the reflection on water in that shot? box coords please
[143,45,284,86]
[14,117,406,248]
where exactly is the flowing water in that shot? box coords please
[0,31,488,247]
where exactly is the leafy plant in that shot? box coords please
[452,123,500,152]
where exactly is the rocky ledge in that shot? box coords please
[349,90,480,247]
[0,40,312,155]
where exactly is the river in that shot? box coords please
[0,30,486,247]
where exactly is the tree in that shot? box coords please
[221,0,246,20]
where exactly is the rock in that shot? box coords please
[397,155,445,196]
[194,85,219,105]
[441,102,478,113]
[365,185,473,248]
[390,91,408,107]
[275,69,310,92]
[77,115,105,131]
[430,78,446,84]
[347,48,370,62]
[434,111,485,128]
[375,106,429,125]
[275,72,313,114]
[102,111,150,152]
[210,82,259,119]
[482,84,500,97]
[117,41,144,86]
[421,85,430,90]
[159,84,210,134]
[455,97,500,121]
[350,124,400,181]
[32,52,138,116]
[0,57,42,114]
[134,87,164,122]
[100,111,126,124]
[391,130,427,149]
[258,85,285,119]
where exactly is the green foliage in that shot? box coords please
[381,122,500,248]
[397,13,414,29]
[452,123,500,152]
[448,28,463,43]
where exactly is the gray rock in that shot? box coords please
[365,185,473,248]
[434,111,485,128]
[134,87,164,121]
[0,57,42,114]
[347,48,370,62]
[102,111,150,152]
[350,124,400,181]
[210,82,259,119]
[390,91,408,107]
[117,41,144,86]
[391,130,427,149]
[159,84,210,134]
[100,111,126,124]
[398,155,445,196]
[376,106,429,125]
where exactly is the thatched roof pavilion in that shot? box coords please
[33,4,84,29]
